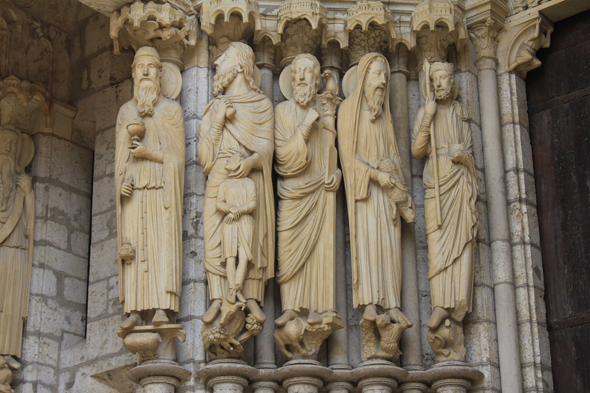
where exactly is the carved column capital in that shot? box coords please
[389,44,410,76]
[0,75,51,131]
[255,36,276,70]
[321,41,343,71]
[469,18,502,67]
[110,0,198,68]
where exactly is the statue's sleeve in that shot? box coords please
[274,104,310,177]
[197,101,219,175]
[412,107,430,160]
[353,155,374,201]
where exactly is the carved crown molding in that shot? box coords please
[0,76,51,131]
[344,1,398,67]
[110,0,198,67]
[410,0,468,70]
[496,11,553,77]
[277,0,328,36]
[200,0,261,36]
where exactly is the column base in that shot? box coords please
[209,376,248,393]
[358,377,397,393]
[283,377,323,393]
[128,360,192,393]
[431,378,471,393]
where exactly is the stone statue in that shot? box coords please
[198,42,275,358]
[338,53,414,362]
[115,47,186,330]
[411,60,478,361]
[0,125,34,385]
[274,53,343,360]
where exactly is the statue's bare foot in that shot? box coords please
[237,291,247,304]
[246,299,266,323]
[120,311,142,330]
[153,309,169,326]
[362,304,378,322]
[308,312,322,325]
[275,310,297,327]
[227,290,237,304]
[427,307,450,330]
[387,307,413,328]
[203,299,222,324]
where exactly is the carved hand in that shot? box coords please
[377,171,394,189]
[325,168,342,192]
[130,140,150,159]
[214,98,233,127]
[451,150,469,166]
[121,182,133,197]
[425,92,437,116]
[305,108,321,125]
[228,157,254,179]
[16,174,32,195]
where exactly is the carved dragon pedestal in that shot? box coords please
[427,318,466,362]
[118,324,191,392]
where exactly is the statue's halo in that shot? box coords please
[342,65,359,98]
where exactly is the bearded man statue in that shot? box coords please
[198,42,275,330]
[115,47,185,329]
[0,125,34,370]
[411,61,478,359]
[338,53,414,361]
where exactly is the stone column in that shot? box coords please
[326,382,354,393]
[254,38,277,370]
[209,376,248,393]
[431,378,471,393]
[470,19,524,393]
[322,42,351,371]
[252,381,280,393]
[389,45,423,372]
[283,377,323,393]
[399,382,427,393]
[358,377,397,393]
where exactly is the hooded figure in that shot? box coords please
[0,125,35,358]
[338,53,414,324]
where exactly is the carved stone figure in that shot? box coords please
[338,53,414,362]
[198,42,274,358]
[115,47,186,330]
[273,53,344,360]
[0,125,34,383]
[411,61,478,361]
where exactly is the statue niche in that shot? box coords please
[197,42,275,359]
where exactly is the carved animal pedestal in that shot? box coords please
[360,313,410,362]
[427,318,466,362]
[118,324,191,392]
[0,356,20,393]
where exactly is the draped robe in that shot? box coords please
[411,103,478,317]
[198,91,275,303]
[274,99,337,314]
[115,96,185,315]
[0,176,34,357]
[338,55,410,310]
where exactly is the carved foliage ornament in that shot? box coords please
[469,18,502,63]
[0,76,51,130]
[280,19,321,66]
[110,0,197,62]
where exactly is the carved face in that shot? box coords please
[363,59,388,121]
[214,46,238,74]
[0,129,18,163]
[291,57,318,107]
[430,69,454,101]
[133,56,160,85]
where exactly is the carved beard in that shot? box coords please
[134,78,160,117]
[0,154,15,212]
[293,83,316,107]
[213,65,239,96]
[364,81,385,122]
[435,85,453,101]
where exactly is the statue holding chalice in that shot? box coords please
[115,46,186,330]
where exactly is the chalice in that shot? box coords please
[127,120,146,148]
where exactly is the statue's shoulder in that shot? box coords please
[275,100,291,113]
[117,100,136,118]
[159,96,182,113]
